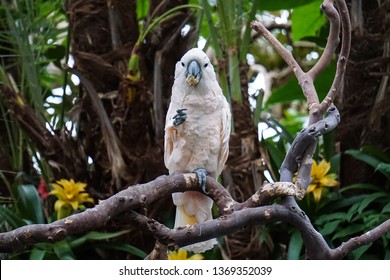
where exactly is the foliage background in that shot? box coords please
[0,0,389,259]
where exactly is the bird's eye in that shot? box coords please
[204,63,208,67]
[181,62,185,67]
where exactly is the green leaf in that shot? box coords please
[287,230,303,260]
[291,0,326,42]
[262,138,285,179]
[358,192,390,214]
[339,183,383,194]
[266,61,336,105]
[346,202,360,222]
[376,163,390,179]
[68,236,87,249]
[44,45,65,60]
[68,230,131,249]
[53,240,75,260]
[381,202,390,214]
[29,248,46,260]
[16,184,45,224]
[319,220,341,236]
[352,243,372,260]
[361,146,390,163]
[83,230,130,241]
[325,194,366,212]
[385,249,390,260]
[0,205,27,228]
[345,150,381,169]
[258,0,319,11]
[315,212,346,225]
[90,243,147,259]
[136,0,149,20]
[332,224,364,241]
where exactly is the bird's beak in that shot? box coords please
[186,60,202,87]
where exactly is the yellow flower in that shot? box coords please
[168,249,204,260]
[307,159,339,202]
[49,179,94,219]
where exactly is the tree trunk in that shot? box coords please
[338,0,390,186]
[64,0,194,195]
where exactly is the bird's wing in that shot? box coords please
[164,101,178,169]
[217,99,231,176]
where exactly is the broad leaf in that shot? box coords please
[16,184,45,224]
[266,61,336,105]
[287,230,303,260]
[291,0,326,42]
[258,0,319,11]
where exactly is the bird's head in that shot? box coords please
[175,48,214,87]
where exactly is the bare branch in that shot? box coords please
[0,174,196,252]
[280,105,340,185]
[0,168,388,259]
[250,20,320,111]
[126,204,331,259]
[0,170,310,255]
[329,219,390,259]
[251,0,351,118]
[308,0,340,80]
[250,21,303,77]
[319,0,351,113]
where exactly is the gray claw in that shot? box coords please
[194,168,208,194]
[173,109,187,127]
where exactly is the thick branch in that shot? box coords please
[0,173,302,253]
[127,204,331,259]
[0,170,388,259]
[0,174,196,252]
[280,105,340,185]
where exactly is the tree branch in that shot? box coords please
[0,171,313,255]
[0,169,388,259]
[329,219,390,259]
[308,0,340,80]
[319,0,351,113]
[251,0,351,119]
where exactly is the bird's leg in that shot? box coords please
[194,168,208,194]
[173,109,187,127]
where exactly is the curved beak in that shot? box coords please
[186,60,202,87]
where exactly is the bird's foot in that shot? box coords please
[194,168,208,194]
[173,109,187,127]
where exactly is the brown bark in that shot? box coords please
[338,0,390,186]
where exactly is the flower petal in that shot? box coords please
[317,159,331,177]
[307,183,317,193]
[54,200,67,212]
[320,174,340,187]
[312,187,323,202]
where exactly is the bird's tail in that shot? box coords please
[172,191,217,253]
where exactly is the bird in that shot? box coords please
[164,48,231,253]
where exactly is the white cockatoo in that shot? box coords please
[164,48,231,253]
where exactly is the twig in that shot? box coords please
[329,219,390,259]
[319,0,351,114]
[308,0,340,80]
